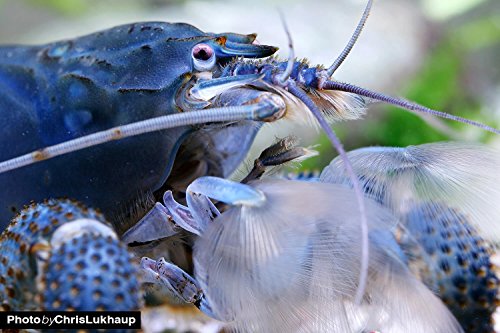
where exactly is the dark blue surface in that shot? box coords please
[0,199,107,310]
[403,203,498,333]
[0,22,276,228]
[43,232,140,311]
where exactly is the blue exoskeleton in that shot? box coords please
[0,199,140,312]
[0,21,277,228]
[0,0,499,331]
[1,0,497,230]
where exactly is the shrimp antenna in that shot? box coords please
[322,80,500,135]
[327,0,373,77]
[287,82,369,305]
[277,11,295,85]
[279,17,370,304]
[0,106,270,174]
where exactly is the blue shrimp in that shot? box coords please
[0,0,498,331]
[0,1,497,227]
[0,22,277,228]
[1,0,498,308]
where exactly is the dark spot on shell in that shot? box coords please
[75,261,86,271]
[440,260,450,274]
[52,300,61,309]
[6,287,15,298]
[16,270,24,280]
[452,276,467,292]
[93,276,103,285]
[440,244,451,254]
[115,294,124,303]
[93,290,103,300]
[70,286,79,297]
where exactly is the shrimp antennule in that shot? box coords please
[321,80,500,135]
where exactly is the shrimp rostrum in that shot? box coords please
[0,0,499,332]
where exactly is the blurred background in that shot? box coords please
[0,0,498,170]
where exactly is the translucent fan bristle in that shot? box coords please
[193,180,462,332]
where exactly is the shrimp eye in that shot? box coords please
[192,43,216,71]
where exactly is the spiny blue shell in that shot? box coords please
[43,232,140,311]
[404,203,498,333]
[0,199,140,311]
[0,199,103,310]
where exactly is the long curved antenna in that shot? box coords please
[326,0,373,77]
[322,80,500,135]
[287,81,369,305]
[281,16,370,303]
[277,11,295,85]
[0,105,273,175]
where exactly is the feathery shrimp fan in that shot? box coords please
[193,180,462,332]
[320,142,500,332]
[320,142,500,243]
